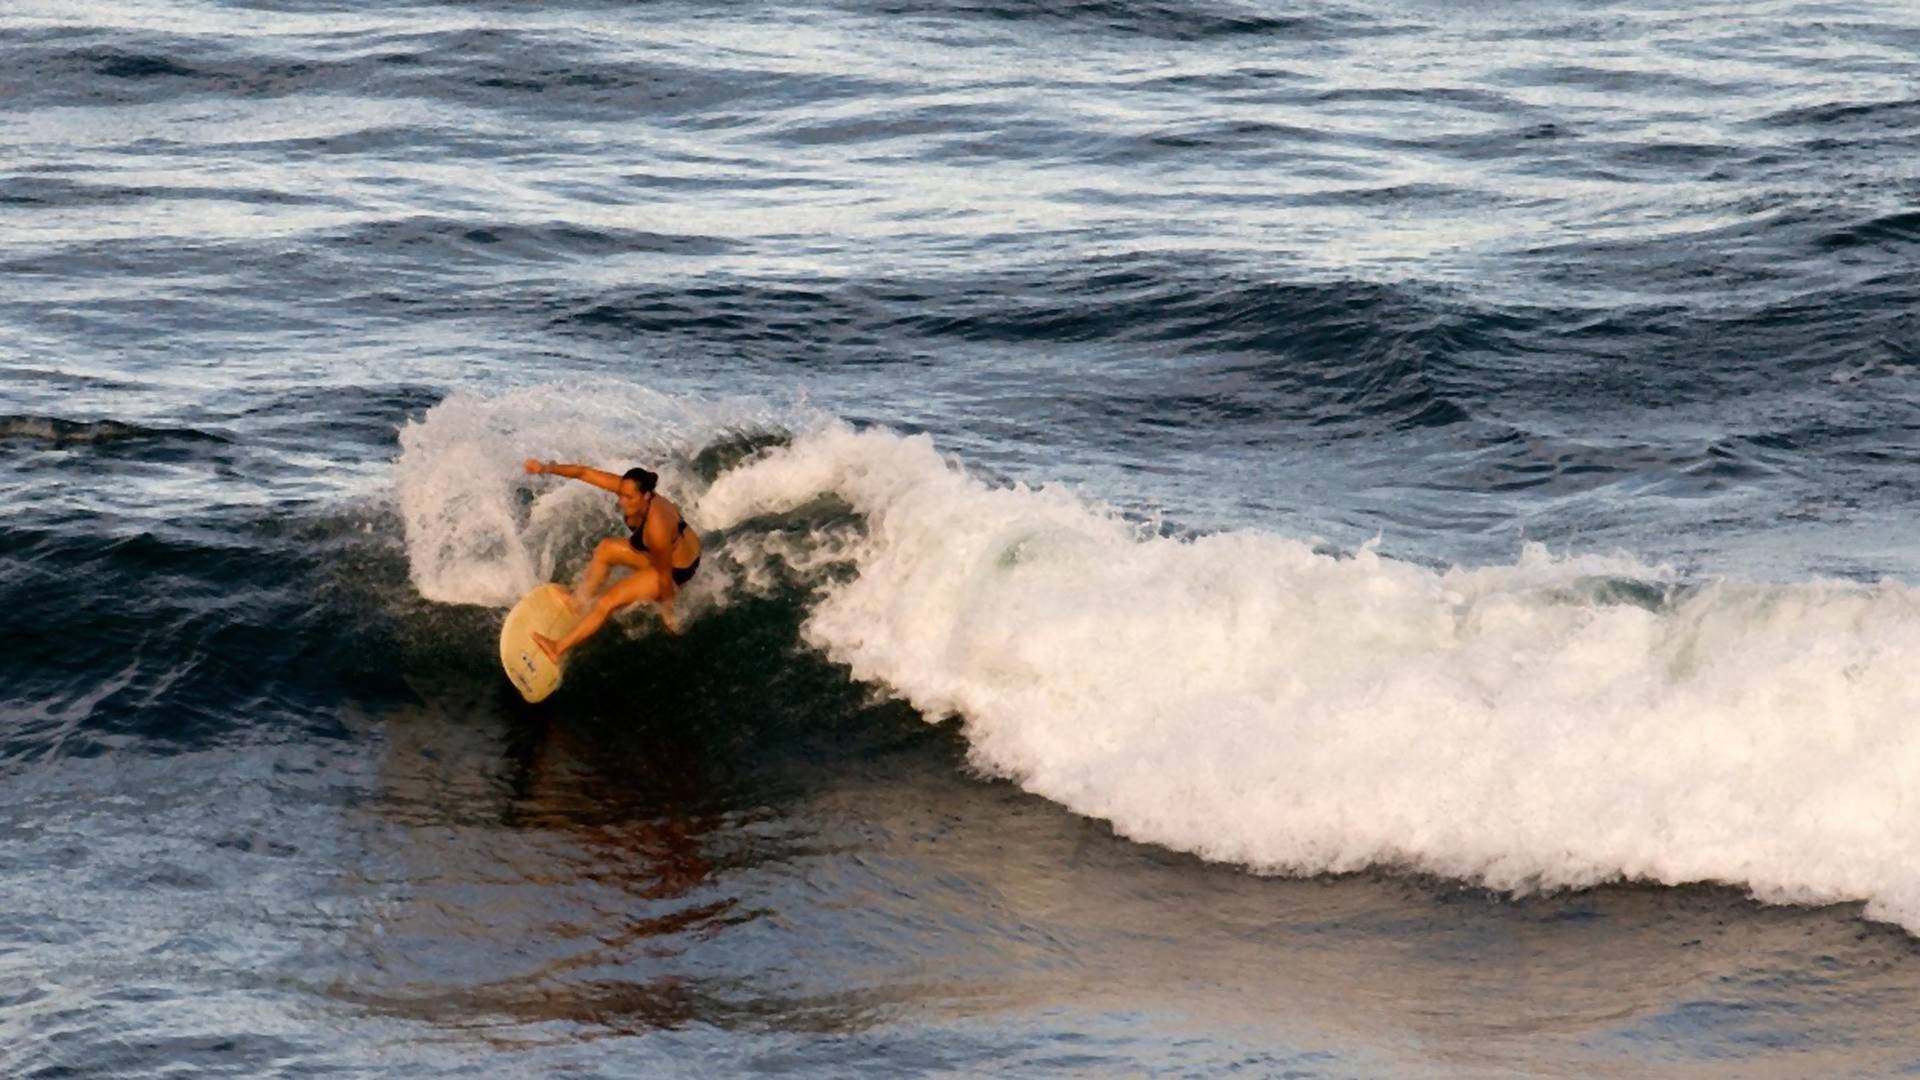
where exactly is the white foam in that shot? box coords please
[393,380,790,607]
[701,422,1920,932]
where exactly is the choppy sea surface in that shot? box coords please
[5,0,1920,1075]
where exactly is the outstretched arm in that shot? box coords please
[525,459,621,493]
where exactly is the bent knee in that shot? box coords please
[593,536,632,559]
[601,571,663,610]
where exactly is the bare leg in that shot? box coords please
[535,566,665,664]
[533,609,608,665]
[531,632,562,664]
[575,537,648,609]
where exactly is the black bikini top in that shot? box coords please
[629,492,688,548]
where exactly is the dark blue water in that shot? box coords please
[6,1,1920,1075]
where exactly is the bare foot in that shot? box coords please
[531,632,563,665]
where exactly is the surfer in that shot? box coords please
[521,459,702,661]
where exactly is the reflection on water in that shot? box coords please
[339,684,745,1039]
[12,651,1912,1075]
[326,677,1920,1075]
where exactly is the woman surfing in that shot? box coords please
[521,459,702,661]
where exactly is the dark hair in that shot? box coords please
[622,467,658,493]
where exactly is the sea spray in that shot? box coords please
[394,382,792,606]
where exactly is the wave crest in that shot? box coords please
[705,422,1920,932]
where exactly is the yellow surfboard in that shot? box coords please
[499,583,582,703]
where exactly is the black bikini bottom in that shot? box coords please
[629,530,699,585]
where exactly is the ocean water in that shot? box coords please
[5,0,1920,1074]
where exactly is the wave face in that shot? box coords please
[395,386,1920,933]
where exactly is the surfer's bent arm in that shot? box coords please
[525,459,621,493]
